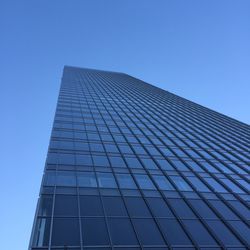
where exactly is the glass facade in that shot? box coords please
[29,66,250,249]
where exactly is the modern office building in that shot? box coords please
[29,66,250,250]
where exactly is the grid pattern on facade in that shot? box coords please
[30,66,250,250]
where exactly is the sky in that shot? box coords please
[1,0,249,249]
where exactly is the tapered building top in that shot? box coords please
[30,66,250,249]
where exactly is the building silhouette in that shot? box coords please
[30,66,250,249]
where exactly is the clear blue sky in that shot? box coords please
[1,1,249,249]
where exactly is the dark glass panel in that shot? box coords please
[75,155,92,166]
[79,195,104,216]
[206,220,242,246]
[44,171,56,186]
[134,174,156,190]
[116,173,137,189]
[32,218,51,247]
[93,155,109,167]
[46,153,58,164]
[186,176,210,192]
[168,199,196,219]
[82,218,110,246]
[109,156,126,168]
[188,199,218,219]
[151,175,175,190]
[227,200,250,220]
[204,178,227,193]
[125,157,143,169]
[77,172,97,187]
[146,197,174,218]
[208,200,239,220]
[108,218,138,245]
[38,195,53,216]
[132,218,165,245]
[156,159,175,170]
[228,220,250,245]
[57,171,76,187]
[182,220,217,245]
[124,197,151,217]
[141,158,158,169]
[58,153,75,165]
[169,176,193,191]
[157,218,192,245]
[52,218,80,246]
[97,172,117,188]
[220,178,245,193]
[54,195,78,216]
[102,196,127,216]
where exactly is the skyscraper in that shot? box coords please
[29,66,250,249]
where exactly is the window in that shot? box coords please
[168,199,196,219]
[159,148,175,157]
[93,155,109,167]
[79,195,103,216]
[186,176,210,192]
[81,218,110,245]
[44,171,56,186]
[58,153,75,165]
[228,221,250,245]
[125,197,151,217]
[58,141,74,150]
[146,146,161,156]
[77,172,97,187]
[105,144,119,153]
[75,131,86,140]
[151,175,175,190]
[220,178,245,194]
[47,153,58,164]
[169,176,193,191]
[54,195,78,216]
[97,172,117,188]
[206,220,242,246]
[109,156,126,168]
[32,218,51,246]
[170,160,189,171]
[75,154,92,166]
[125,157,143,169]
[132,145,147,155]
[208,200,239,220]
[114,135,126,142]
[52,218,80,246]
[201,162,219,173]
[227,200,250,221]
[182,220,217,246]
[156,159,174,170]
[132,218,165,245]
[134,174,156,190]
[188,199,217,219]
[141,158,158,169]
[204,177,227,192]
[108,218,138,245]
[146,197,174,218]
[101,134,113,141]
[116,173,137,189]
[236,179,250,190]
[57,171,76,186]
[214,162,232,174]
[38,195,53,216]
[103,196,127,216]
[74,142,89,151]
[118,145,133,154]
[90,143,105,152]
[157,219,192,245]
